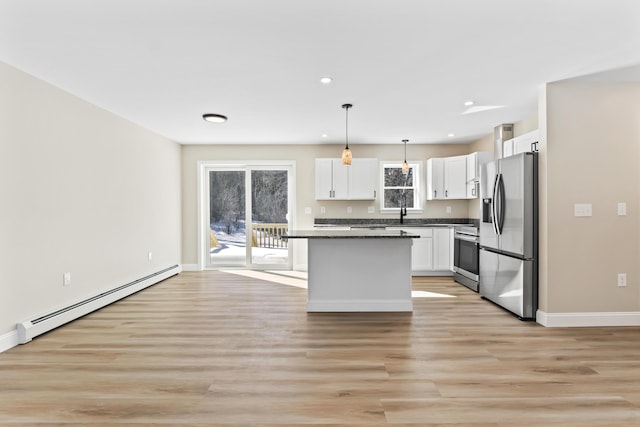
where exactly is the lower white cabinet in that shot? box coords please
[433,227,452,271]
[388,227,453,275]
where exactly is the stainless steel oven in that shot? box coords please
[453,226,479,291]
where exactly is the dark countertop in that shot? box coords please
[314,218,479,228]
[283,229,419,239]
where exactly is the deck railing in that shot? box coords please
[252,223,288,248]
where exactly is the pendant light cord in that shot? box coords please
[403,139,407,162]
[342,103,352,149]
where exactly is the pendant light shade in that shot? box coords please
[341,103,353,166]
[402,139,409,174]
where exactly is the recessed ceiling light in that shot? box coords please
[320,77,333,85]
[448,133,455,137]
[464,100,475,106]
[202,113,228,123]
[321,134,328,138]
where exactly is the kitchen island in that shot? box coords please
[284,229,418,312]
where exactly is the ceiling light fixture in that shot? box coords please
[464,100,475,106]
[341,103,353,166]
[320,76,333,85]
[402,139,409,174]
[448,133,455,137]
[202,113,228,123]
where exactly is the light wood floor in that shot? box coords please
[2,271,640,426]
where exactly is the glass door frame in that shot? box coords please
[197,160,296,270]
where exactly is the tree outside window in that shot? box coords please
[382,163,420,210]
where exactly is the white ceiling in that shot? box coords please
[1,0,639,145]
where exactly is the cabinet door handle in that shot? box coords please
[445,190,448,197]
[434,190,437,198]
[373,190,376,198]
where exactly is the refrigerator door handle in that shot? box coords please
[497,173,506,234]
[492,173,501,236]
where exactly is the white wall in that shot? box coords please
[539,80,640,318]
[0,62,182,336]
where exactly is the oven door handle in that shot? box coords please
[454,234,479,243]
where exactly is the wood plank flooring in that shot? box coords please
[2,271,640,425]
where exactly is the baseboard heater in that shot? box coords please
[16,264,181,344]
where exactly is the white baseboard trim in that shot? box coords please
[0,330,19,353]
[13,265,182,348]
[307,299,413,312]
[537,310,640,327]
[181,264,201,271]
[412,271,454,277]
[293,263,308,272]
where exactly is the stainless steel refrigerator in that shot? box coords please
[479,152,538,320]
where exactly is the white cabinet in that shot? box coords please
[444,155,467,199]
[503,130,539,158]
[433,227,452,271]
[426,158,444,200]
[427,155,467,200]
[349,158,378,200]
[315,158,377,200]
[389,227,453,275]
[409,228,433,272]
[465,152,492,198]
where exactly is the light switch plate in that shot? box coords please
[367,206,375,214]
[574,203,592,217]
[346,206,352,214]
[618,202,627,216]
[320,206,326,214]
[304,207,312,215]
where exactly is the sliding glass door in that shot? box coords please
[206,164,292,269]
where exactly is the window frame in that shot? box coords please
[379,161,424,213]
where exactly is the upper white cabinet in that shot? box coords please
[426,155,466,200]
[315,158,348,199]
[349,158,379,200]
[503,130,539,158]
[465,152,493,198]
[444,155,467,199]
[315,158,378,200]
[426,158,444,200]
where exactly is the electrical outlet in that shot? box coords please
[304,207,312,215]
[618,273,627,287]
[347,206,352,214]
[368,206,375,214]
[63,272,71,286]
[320,206,326,214]
[446,206,452,214]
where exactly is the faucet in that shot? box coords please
[399,189,408,224]
[399,206,407,224]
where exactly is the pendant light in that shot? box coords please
[341,103,353,166]
[402,139,409,174]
